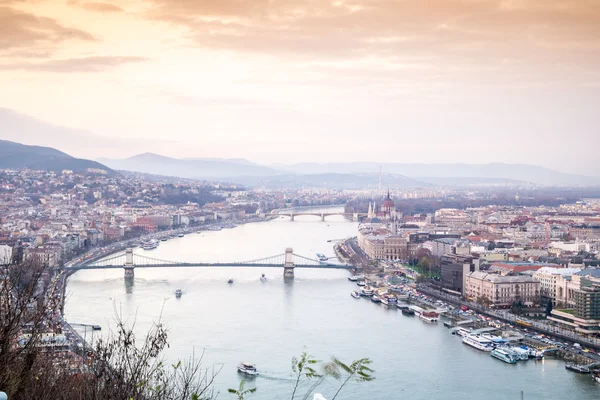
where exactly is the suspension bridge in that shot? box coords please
[67,248,356,279]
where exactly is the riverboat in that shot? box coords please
[142,240,159,250]
[175,289,182,298]
[381,295,398,306]
[351,291,361,299]
[371,295,382,303]
[227,278,234,284]
[160,238,168,242]
[237,362,259,376]
[360,287,374,297]
[401,309,415,316]
[178,233,185,238]
[491,348,517,364]
[316,253,328,262]
[419,311,439,323]
[565,364,590,374]
[453,327,471,337]
[260,274,267,282]
[396,303,409,310]
[356,280,366,287]
[348,274,365,282]
[462,334,494,352]
[593,372,600,384]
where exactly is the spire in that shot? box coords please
[387,189,390,200]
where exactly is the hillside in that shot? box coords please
[0,140,113,174]
[97,153,279,179]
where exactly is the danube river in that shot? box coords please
[65,208,599,400]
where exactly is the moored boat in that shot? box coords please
[237,362,258,376]
[360,287,374,297]
[462,334,494,352]
[419,311,439,323]
[401,308,415,316]
[348,274,365,282]
[491,348,517,364]
[593,372,600,383]
[565,364,591,374]
[351,291,361,299]
[371,295,382,303]
[356,280,366,287]
[175,289,182,298]
[178,233,185,238]
[381,295,398,306]
[316,253,328,262]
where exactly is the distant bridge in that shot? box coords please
[67,248,357,279]
[275,211,367,222]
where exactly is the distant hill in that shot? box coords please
[0,140,113,174]
[98,153,279,179]
[227,173,429,189]
[273,163,599,186]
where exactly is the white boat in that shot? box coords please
[454,327,471,337]
[316,253,328,262]
[237,362,258,376]
[175,289,182,298]
[381,295,398,306]
[260,274,267,282]
[142,240,159,250]
[178,233,185,238]
[348,274,365,282]
[419,311,439,322]
[462,334,494,352]
[360,287,374,297]
[593,373,600,384]
[491,348,517,364]
[227,278,234,284]
[356,280,366,287]
[507,346,529,361]
[351,291,360,299]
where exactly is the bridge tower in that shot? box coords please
[283,247,295,278]
[353,213,358,222]
[124,248,135,279]
[321,214,325,222]
[290,214,295,222]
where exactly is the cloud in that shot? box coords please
[0,55,150,72]
[68,1,125,13]
[0,6,95,51]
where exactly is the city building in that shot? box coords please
[465,271,541,307]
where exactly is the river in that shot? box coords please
[64,208,599,400]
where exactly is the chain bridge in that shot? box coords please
[68,248,356,279]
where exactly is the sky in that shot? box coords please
[0,0,599,174]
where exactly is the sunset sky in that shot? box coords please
[0,0,598,173]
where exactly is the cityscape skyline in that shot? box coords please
[1,1,599,174]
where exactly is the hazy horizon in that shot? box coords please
[1,1,599,174]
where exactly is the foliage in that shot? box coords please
[227,380,256,400]
[324,357,375,400]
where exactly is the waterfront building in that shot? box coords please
[532,267,582,307]
[440,254,480,296]
[465,271,541,307]
[549,275,600,336]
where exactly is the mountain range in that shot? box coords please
[0,140,113,175]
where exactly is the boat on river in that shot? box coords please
[565,364,590,374]
[142,240,159,250]
[371,295,382,303]
[348,274,365,282]
[351,291,361,299]
[227,278,234,284]
[316,253,328,262]
[419,311,439,323]
[360,287,374,297]
[401,309,415,316]
[260,274,267,282]
[381,295,398,306]
[237,362,258,376]
[491,348,517,364]
[462,334,494,352]
[175,289,182,298]
[356,280,366,287]
[593,372,600,383]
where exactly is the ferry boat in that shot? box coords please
[178,233,185,238]
[371,295,382,303]
[142,240,159,250]
[356,280,366,287]
[453,327,471,337]
[462,334,494,352]
[401,308,415,316]
[260,274,267,282]
[227,278,234,284]
[507,346,529,361]
[381,295,398,306]
[491,348,517,364]
[565,364,591,374]
[160,238,168,242]
[348,274,365,282]
[396,303,409,310]
[593,372,600,384]
[351,291,361,299]
[419,311,439,323]
[316,253,328,262]
[175,289,182,298]
[237,362,259,376]
[360,287,374,297]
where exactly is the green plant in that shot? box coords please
[227,380,257,400]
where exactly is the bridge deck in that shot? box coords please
[70,263,354,270]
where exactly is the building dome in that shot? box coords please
[382,191,395,209]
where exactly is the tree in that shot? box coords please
[289,351,323,400]
[227,380,256,400]
[325,357,375,400]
